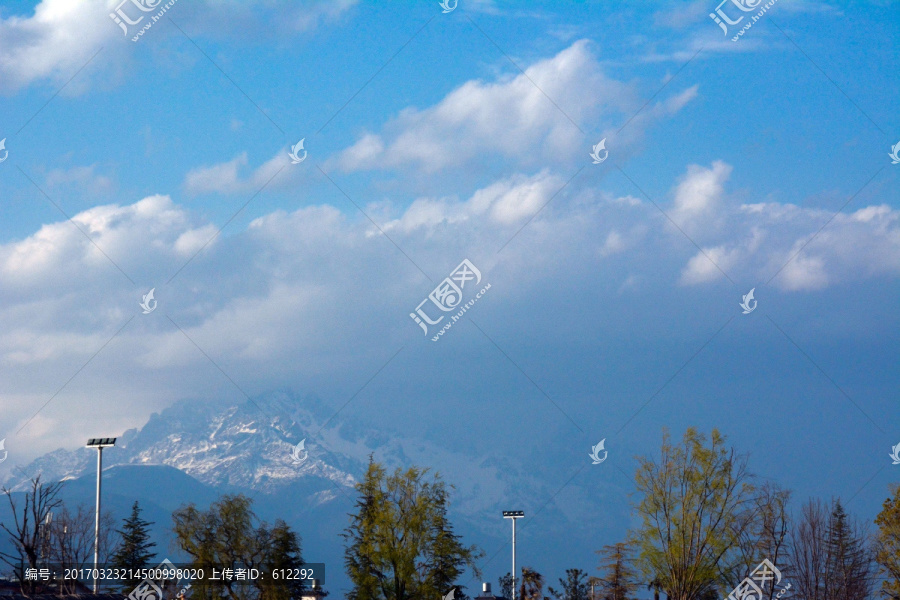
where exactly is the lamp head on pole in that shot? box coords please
[502,510,524,519]
[86,438,116,448]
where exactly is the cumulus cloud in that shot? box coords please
[0,0,356,92]
[670,162,900,290]
[0,0,113,92]
[0,195,215,293]
[332,40,695,174]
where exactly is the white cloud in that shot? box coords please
[184,152,289,195]
[670,160,732,236]
[380,171,565,233]
[0,0,113,92]
[0,194,214,291]
[669,161,900,290]
[332,40,694,174]
[0,0,356,92]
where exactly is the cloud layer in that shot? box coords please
[2,156,899,462]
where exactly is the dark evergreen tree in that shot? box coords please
[824,500,871,600]
[110,501,157,592]
[259,519,309,600]
[499,573,513,600]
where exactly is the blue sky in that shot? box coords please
[0,0,899,584]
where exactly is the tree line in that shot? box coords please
[0,477,306,600]
[1,428,898,600]
[340,431,900,600]
[480,429,900,600]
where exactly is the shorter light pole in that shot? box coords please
[502,511,524,600]
[86,438,116,593]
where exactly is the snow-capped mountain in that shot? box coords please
[6,390,565,522]
[7,391,357,498]
[2,390,634,594]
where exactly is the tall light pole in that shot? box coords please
[502,511,524,600]
[86,438,116,593]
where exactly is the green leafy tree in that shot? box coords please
[111,501,157,592]
[499,573,513,599]
[595,544,637,600]
[342,459,481,600]
[875,486,900,600]
[548,568,591,600]
[632,428,758,600]
[172,494,304,600]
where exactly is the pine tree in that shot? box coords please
[595,543,637,600]
[824,500,871,600]
[423,483,481,600]
[260,520,308,600]
[110,501,156,592]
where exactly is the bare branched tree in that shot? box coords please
[722,482,792,599]
[789,499,829,600]
[0,475,63,593]
[788,498,873,600]
[45,504,116,593]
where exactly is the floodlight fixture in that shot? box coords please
[86,437,116,592]
[502,511,524,600]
